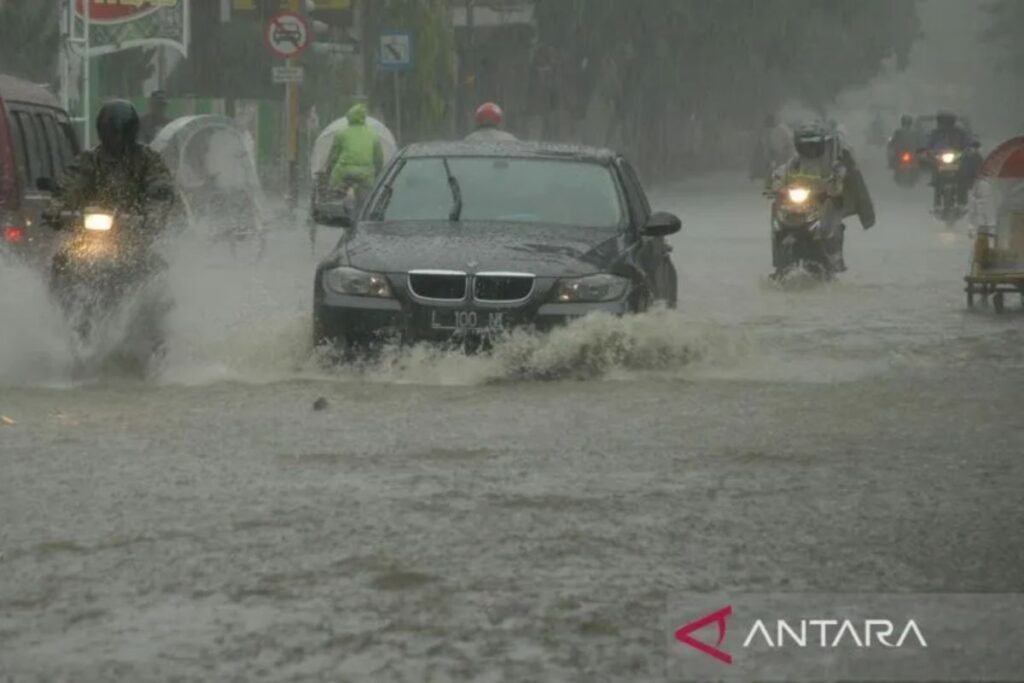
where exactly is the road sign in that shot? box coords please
[266,11,310,59]
[379,31,412,71]
[272,65,305,84]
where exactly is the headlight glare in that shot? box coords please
[553,274,630,303]
[787,187,811,204]
[323,266,393,298]
[84,212,114,231]
[940,152,957,164]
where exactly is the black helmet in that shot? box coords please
[936,110,956,128]
[901,114,913,127]
[793,123,832,159]
[96,99,140,155]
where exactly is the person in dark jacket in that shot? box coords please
[52,100,174,235]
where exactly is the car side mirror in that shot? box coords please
[36,177,59,195]
[643,211,681,237]
[314,199,353,229]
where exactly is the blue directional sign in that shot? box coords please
[379,31,413,72]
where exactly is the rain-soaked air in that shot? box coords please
[1,1,1022,681]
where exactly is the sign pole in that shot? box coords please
[393,71,402,144]
[83,0,91,148]
[379,31,412,143]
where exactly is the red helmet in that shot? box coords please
[474,102,503,128]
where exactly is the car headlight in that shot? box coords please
[787,187,811,204]
[83,212,114,231]
[322,266,393,298]
[940,151,957,164]
[552,274,630,303]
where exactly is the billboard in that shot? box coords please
[73,0,189,57]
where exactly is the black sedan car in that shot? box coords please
[312,141,680,350]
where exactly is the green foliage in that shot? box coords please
[532,0,920,173]
[0,0,61,84]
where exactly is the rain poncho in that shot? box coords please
[771,139,875,230]
[327,104,384,189]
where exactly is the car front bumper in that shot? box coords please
[313,282,632,346]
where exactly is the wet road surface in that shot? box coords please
[1,170,1022,681]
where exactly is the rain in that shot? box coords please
[1,1,1023,680]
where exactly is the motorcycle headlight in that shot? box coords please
[787,187,811,204]
[552,274,630,303]
[322,266,393,298]
[83,212,114,232]
[940,152,957,164]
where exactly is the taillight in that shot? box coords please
[3,225,24,242]
[900,151,913,164]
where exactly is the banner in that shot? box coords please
[73,0,189,57]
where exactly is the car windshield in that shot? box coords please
[375,157,624,230]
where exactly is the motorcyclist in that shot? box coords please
[887,114,919,168]
[926,110,970,152]
[768,123,875,273]
[926,110,972,208]
[50,99,174,237]
[465,102,518,142]
[325,103,384,204]
[750,113,794,181]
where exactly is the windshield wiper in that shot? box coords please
[442,157,462,222]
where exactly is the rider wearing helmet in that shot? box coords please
[887,114,919,168]
[465,102,518,142]
[926,110,973,208]
[769,122,876,272]
[51,100,174,230]
[927,110,970,152]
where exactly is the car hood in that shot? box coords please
[342,221,624,277]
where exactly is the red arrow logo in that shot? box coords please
[674,605,733,664]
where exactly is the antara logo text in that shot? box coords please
[675,605,928,665]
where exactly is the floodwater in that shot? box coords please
[1,164,1022,681]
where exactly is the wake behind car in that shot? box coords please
[312,141,680,351]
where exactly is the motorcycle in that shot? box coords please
[892,149,921,188]
[930,149,967,227]
[767,180,844,282]
[46,200,172,375]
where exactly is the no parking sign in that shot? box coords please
[265,11,310,60]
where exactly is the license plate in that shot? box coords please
[430,309,508,332]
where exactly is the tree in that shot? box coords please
[531,0,921,176]
[986,0,1024,76]
[363,0,456,141]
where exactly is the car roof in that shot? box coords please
[0,74,62,109]
[400,140,618,163]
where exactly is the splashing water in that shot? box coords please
[0,260,75,386]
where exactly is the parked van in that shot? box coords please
[0,74,80,262]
